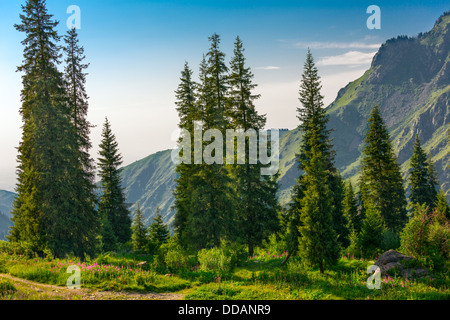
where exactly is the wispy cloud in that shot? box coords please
[317,51,377,66]
[293,41,381,49]
[254,66,281,70]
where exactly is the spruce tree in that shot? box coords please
[227,36,279,256]
[287,49,346,260]
[342,181,362,257]
[359,106,407,233]
[98,118,131,247]
[298,135,339,273]
[148,208,170,246]
[9,0,98,258]
[435,189,449,219]
[343,181,362,233]
[426,155,439,207]
[185,33,235,250]
[359,203,385,258]
[409,134,438,208]
[173,62,198,245]
[131,203,147,251]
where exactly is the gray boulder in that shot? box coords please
[374,249,429,279]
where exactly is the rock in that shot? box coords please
[374,249,430,279]
[375,249,413,267]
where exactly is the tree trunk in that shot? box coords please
[248,245,254,258]
[281,252,291,265]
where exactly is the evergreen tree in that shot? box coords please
[359,106,407,233]
[359,203,385,258]
[63,28,93,171]
[287,49,346,260]
[343,181,362,233]
[62,27,99,257]
[9,0,98,258]
[173,62,198,244]
[131,203,147,251]
[298,135,339,273]
[426,155,439,207]
[148,208,170,246]
[342,181,362,256]
[184,33,235,250]
[409,134,438,208]
[98,118,132,246]
[435,189,449,219]
[227,36,279,257]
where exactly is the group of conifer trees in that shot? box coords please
[172,34,279,256]
[8,0,131,258]
[173,41,449,273]
[8,1,449,266]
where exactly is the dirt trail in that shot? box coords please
[0,273,184,300]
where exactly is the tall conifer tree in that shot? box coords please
[131,203,147,251]
[409,134,439,209]
[185,34,235,250]
[173,62,198,245]
[9,0,98,257]
[227,36,279,256]
[98,118,131,246]
[287,50,346,260]
[359,106,407,233]
[298,135,339,273]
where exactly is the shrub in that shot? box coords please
[159,237,190,272]
[197,247,235,273]
[262,233,288,257]
[0,241,35,257]
[400,204,450,271]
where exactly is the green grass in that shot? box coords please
[0,251,449,300]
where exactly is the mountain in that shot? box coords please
[119,12,449,225]
[0,190,15,218]
[278,11,450,202]
[121,150,177,225]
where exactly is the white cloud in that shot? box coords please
[254,66,280,70]
[317,51,377,66]
[294,41,381,49]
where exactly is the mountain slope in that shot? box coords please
[0,190,15,218]
[120,12,449,225]
[120,150,177,225]
[0,190,16,240]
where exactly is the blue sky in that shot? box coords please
[0,0,448,191]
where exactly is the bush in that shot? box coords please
[198,247,232,273]
[159,237,190,272]
[262,233,288,257]
[400,204,450,271]
[0,241,35,258]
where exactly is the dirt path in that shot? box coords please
[0,273,185,300]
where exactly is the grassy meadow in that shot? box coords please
[1,244,448,300]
